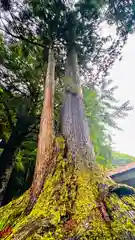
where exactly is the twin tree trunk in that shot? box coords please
[1,46,135,239]
[27,46,95,212]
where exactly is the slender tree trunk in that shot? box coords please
[0,117,32,206]
[62,48,95,168]
[28,46,55,210]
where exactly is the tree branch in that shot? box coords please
[5,29,45,48]
[0,16,45,48]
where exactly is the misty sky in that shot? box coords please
[110,34,135,156]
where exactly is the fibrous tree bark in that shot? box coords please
[62,48,95,168]
[27,46,56,212]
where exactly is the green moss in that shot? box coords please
[0,190,29,231]
[1,137,135,239]
[63,76,79,94]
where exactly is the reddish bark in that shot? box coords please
[64,219,77,232]
[27,47,55,210]
[0,226,12,238]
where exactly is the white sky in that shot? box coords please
[110,34,135,156]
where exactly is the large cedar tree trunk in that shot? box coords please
[61,48,95,168]
[0,48,135,240]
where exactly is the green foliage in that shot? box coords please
[83,86,112,167]
[0,34,43,203]
[1,0,135,84]
[4,137,37,202]
[83,83,133,168]
[107,0,135,38]
[112,152,135,167]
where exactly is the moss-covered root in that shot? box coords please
[0,190,29,227]
[2,167,135,239]
[1,138,135,239]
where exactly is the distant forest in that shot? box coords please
[112,152,135,167]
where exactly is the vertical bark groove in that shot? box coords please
[62,49,95,168]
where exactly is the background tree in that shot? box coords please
[83,78,133,167]
[112,152,135,167]
[0,35,43,205]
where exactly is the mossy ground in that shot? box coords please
[0,137,135,239]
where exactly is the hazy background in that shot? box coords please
[110,34,135,156]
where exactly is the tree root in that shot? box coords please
[12,217,54,240]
